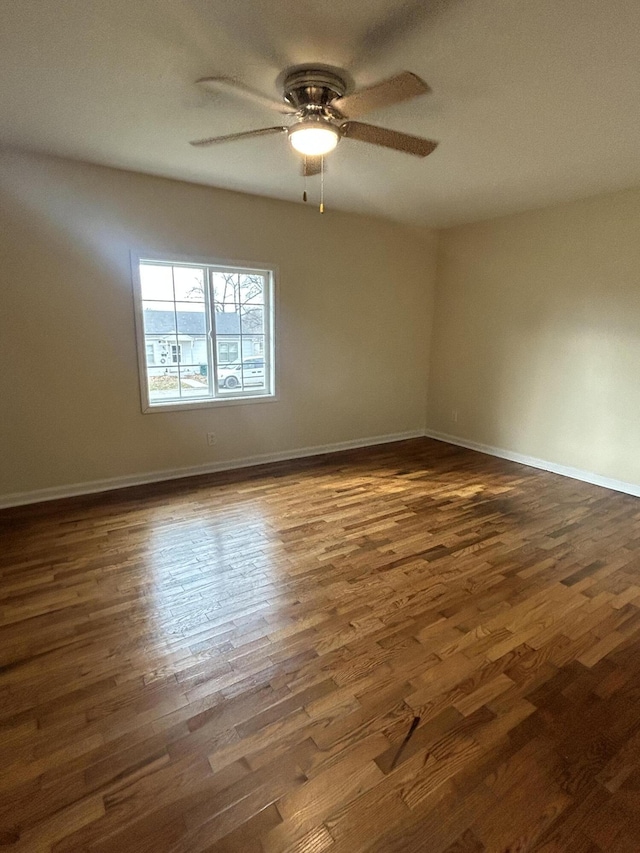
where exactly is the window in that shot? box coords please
[132,255,275,411]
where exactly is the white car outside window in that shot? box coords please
[218,358,265,389]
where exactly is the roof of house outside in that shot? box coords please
[143,310,240,336]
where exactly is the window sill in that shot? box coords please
[142,393,278,414]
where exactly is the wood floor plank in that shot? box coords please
[2,438,640,850]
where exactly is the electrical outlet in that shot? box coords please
[207,431,217,446]
[452,409,458,424]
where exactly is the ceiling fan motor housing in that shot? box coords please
[283,69,347,113]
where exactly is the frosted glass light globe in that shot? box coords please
[289,123,339,156]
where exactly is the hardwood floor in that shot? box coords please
[2,437,640,852]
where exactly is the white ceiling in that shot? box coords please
[2,0,640,227]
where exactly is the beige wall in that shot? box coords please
[0,149,437,500]
[427,187,640,485]
[5,148,639,504]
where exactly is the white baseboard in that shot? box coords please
[5,427,637,510]
[424,428,640,499]
[0,430,423,509]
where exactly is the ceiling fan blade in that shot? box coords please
[190,126,288,147]
[197,77,295,114]
[302,156,323,177]
[333,72,430,119]
[341,121,438,157]
[350,0,461,69]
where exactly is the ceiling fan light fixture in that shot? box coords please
[288,121,339,156]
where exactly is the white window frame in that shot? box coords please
[131,251,278,413]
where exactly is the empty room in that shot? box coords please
[3,1,640,850]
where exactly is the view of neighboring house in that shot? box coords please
[142,309,263,369]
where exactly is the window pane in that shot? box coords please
[242,361,266,390]
[147,367,180,402]
[212,272,239,305]
[241,305,264,335]
[151,341,173,366]
[175,303,207,336]
[189,335,209,368]
[142,303,175,339]
[173,266,205,302]
[241,336,265,359]
[179,366,210,398]
[239,274,265,305]
[140,264,174,301]
[213,308,241,336]
[216,336,240,364]
[217,360,243,392]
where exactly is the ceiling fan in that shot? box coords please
[189,68,438,176]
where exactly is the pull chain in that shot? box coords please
[303,158,308,203]
[320,155,325,214]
